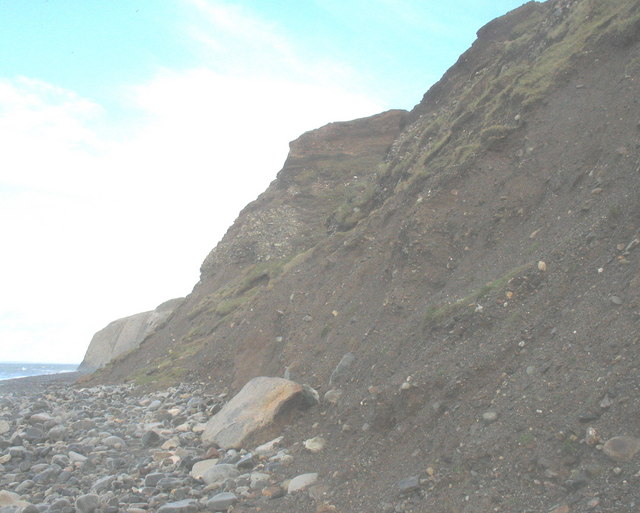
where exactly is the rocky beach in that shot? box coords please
[0,375,340,513]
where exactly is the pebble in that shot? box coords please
[397,475,420,494]
[75,494,100,513]
[201,464,240,486]
[288,473,319,493]
[156,499,198,513]
[189,459,219,480]
[481,411,499,423]
[206,492,237,511]
[303,436,326,453]
[603,436,640,462]
[323,389,343,405]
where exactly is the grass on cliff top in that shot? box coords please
[389,0,639,197]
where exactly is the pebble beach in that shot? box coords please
[0,375,324,513]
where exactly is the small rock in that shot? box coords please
[148,399,163,411]
[585,427,600,446]
[288,473,318,493]
[206,492,237,511]
[249,472,270,489]
[603,436,640,462]
[578,412,600,423]
[304,436,326,453]
[323,389,343,405]
[69,451,87,464]
[201,464,239,486]
[142,430,162,448]
[0,491,29,508]
[254,436,284,456]
[236,453,255,470]
[537,260,547,271]
[103,435,126,449]
[92,475,115,493]
[144,473,166,487]
[262,485,286,499]
[329,353,355,384]
[481,411,499,423]
[610,295,623,305]
[301,384,320,408]
[156,499,198,513]
[75,494,100,513]
[23,427,45,442]
[599,395,613,409]
[48,425,67,442]
[0,421,10,435]
[308,484,330,501]
[397,475,420,494]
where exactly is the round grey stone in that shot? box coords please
[201,464,239,486]
[75,494,100,513]
[156,499,198,513]
[206,492,237,511]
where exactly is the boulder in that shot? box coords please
[202,377,302,449]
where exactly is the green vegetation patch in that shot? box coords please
[422,263,533,328]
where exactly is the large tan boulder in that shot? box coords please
[79,298,184,372]
[202,377,303,449]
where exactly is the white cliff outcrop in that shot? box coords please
[78,298,184,372]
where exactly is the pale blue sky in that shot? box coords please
[0,0,530,363]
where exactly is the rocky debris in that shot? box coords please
[0,380,328,513]
[201,377,303,449]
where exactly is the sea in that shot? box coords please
[0,362,78,381]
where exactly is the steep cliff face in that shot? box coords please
[87,0,640,511]
[199,109,408,284]
[79,298,183,372]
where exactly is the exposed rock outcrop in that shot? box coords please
[78,298,184,372]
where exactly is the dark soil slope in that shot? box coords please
[89,0,640,511]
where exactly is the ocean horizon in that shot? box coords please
[0,362,79,381]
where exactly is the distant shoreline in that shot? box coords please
[0,371,82,395]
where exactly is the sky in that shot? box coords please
[0,0,530,364]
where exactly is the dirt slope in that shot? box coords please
[89,0,640,511]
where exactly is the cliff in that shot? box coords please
[78,298,184,372]
[82,0,640,511]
